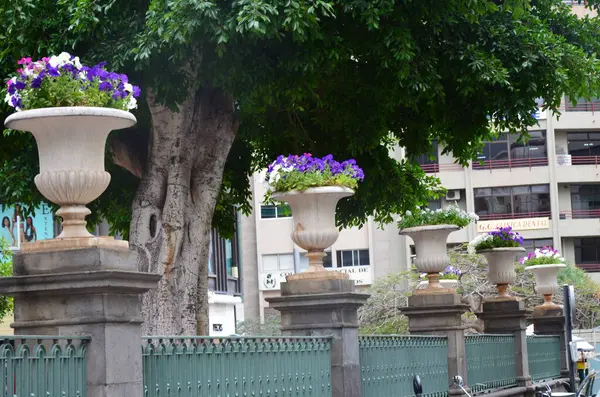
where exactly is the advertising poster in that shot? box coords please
[0,203,54,250]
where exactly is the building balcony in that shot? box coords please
[477,211,552,221]
[555,157,600,183]
[558,212,600,237]
[472,157,548,170]
[576,264,600,273]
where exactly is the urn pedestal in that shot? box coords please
[5,107,136,248]
[479,247,526,300]
[525,264,566,312]
[272,186,354,281]
[400,225,459,294]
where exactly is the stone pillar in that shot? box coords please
[476,300,532,387]
[402,293,470,396]
[0,240,160,397]
[530,307,569,378]
[266,278,369,397]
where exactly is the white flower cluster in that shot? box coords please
[467,234,492,254]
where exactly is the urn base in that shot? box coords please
[19,236,129,253]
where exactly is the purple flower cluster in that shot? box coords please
[265,153,365,183]
[5,52,140,111]
[444,265,461,276]
[488,226,524,244]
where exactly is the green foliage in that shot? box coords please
[236,312,282,336]
[521,247,567,266]
[268,170,359,194]
[0,0,600,238]
[470,228,524,252]
[474,237,522,251]
[0,239,13,320]
[12,74,131,111]
[398,203,477,229]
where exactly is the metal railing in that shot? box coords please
[576,263,600,273]
[562,101,599,113]
[465,335,517,394]
[527,336,562,382]
[419,163,463,174]
[0,335,89,397]
[570,156,600,166]
[142,336,332,397]
[472,157,548,170]
[559,209,600,219]
[477,211,552,221]
[359,335,448,397]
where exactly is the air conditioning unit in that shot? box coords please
[445,190,461,201]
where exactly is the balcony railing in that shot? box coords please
[559,209,600,219]
[570,156,600,166]
[562,101,599,113]
[576,263,600,273]
[477,211,552,221]
[419,163,463,174]
[472,157,548,170]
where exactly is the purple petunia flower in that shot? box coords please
[98,81,113,91]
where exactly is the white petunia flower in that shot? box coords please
[127,96,138,110]
[124,83,133,93]
[73,56,82,69]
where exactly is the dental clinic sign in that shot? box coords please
[259,265,372,291]
[476,217,550,233]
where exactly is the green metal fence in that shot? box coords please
[465,334,517,394]
[359,335,449,397]
[527,335,562,381]
[142,336,332,397]
[0,335,89,397]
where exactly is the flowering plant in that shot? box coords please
[468,226,524,253]
[4,52,140,112]
[419,265,462,281]
[520,247,566,266]
[398,203,478,229]
[265,154,364,194]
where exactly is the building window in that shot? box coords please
[570,184,600,218]
[567,132,600,157]
[473,131,547,169]
[410,141,439,173]
[336,249,370,267]
[474,185,551,220]
[260,204,292,219]
[208,210,241,294]
[262,253,294,272]
[575,238,600,264]
[522,239,553,255]
[299,251,333,269]
[426,199,442,211]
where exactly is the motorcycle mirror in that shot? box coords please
[453,376,464,387]
[413,375,423,396]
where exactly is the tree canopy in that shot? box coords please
[1,0,600,334]
[1,0,599,234]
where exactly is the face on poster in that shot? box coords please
[0,203,54,249]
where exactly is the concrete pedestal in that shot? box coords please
[402,293,470,395]
[0,243,160,397]
[477,300,532,387]
[530,307,569,378]
[266,278,369,397]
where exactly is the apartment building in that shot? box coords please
[240,98,600,321]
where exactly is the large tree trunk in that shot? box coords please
[129,85,238,335]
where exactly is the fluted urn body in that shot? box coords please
[271,186,354,280]
[400,225,459,293]
[5,107,136,239]
[526,264,566,310]
[479,247,526,300]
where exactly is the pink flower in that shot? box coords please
[42,57,50,63]
[17,57,32,65]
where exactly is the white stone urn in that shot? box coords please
[525,264,566,310]
[5,107,136,239]
[271,186,354,280]
[479,247,526,300]
[399,225,459,293]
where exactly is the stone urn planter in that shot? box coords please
[479,247,526,300]
[400,225,459,293]
[271,186,354,280]
[417,279,458,290]
[525,264,566,310]
[5,107,136,239]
